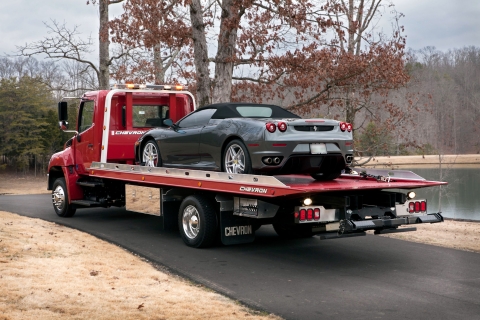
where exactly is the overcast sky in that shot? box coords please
[1,0,479,59]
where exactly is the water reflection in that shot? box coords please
[402,166,480,221]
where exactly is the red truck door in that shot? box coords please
[75,99,98,174]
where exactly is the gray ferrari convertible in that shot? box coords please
[134,103,354,180]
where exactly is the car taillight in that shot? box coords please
[266,122,276,133]
[340,122,353,132]
[278,121,287,132]
[314,208,320,221]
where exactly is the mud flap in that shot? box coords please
[220,211,255,245]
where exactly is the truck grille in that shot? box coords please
[294,125,334,132]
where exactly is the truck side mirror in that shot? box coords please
[58,101,68,121]
[58,102,69,130]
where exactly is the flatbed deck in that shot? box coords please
[89,162,446,198]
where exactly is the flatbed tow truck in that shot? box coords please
[48,85,446,247]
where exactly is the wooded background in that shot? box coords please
[1,0,479,174]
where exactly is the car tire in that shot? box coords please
[178,195,218,248]
[142,140,162,167]
[310,156,345,181]
[310,170,342,181]
[52,178,76,217]
[223,139,252,174]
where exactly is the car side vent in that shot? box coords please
[294,125,334,132]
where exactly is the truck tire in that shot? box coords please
[178,195,218,248]
[52,178,76,217]
[142,140,162,167]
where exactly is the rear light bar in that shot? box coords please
[408,200,427,213]
[296,207,321,222]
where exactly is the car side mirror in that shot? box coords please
[163,118,173,127]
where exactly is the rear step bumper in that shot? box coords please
[316,213,443,239]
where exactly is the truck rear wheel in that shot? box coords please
[52,178,76,217]
[178,195,218,248]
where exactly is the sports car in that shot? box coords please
[134,103,354,180]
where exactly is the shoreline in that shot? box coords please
[362,154,480,168]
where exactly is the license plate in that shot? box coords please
[310,143,327,154]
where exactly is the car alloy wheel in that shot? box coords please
[224,143,246,174]
[142,140,159,167]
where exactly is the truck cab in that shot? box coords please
[48,84,195,203]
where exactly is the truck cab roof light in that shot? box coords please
[112,84,188,91]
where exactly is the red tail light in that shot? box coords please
[278,121,287,132]
[266,122,276,133]
[340,122,347,132]
[307,208,313,221]
[346,123,352,132]
[299,209,306,221]
[314,208,320,221]
[415,201,420,212]
[409,202,415,213]
[420,201,426,212]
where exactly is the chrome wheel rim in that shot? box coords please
[143,142,158,167]
[224,144,245,174]
[52,185,65,211]
[182,205,200,239]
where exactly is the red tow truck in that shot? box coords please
[48,84,446,247]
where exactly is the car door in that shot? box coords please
[161,108,216,168]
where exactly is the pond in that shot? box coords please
[403,166,480,221]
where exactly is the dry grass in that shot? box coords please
[0,211,280,320]
[0,173,49,195]
[371,220,480,253]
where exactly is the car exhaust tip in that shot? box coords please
[263,157,273,165]
[345,155,353,164]
[273,157,281,164]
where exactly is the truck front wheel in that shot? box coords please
[52,178,76,217]
[178,195,218,248]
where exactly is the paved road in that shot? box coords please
[1,194,480,319]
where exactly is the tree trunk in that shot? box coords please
[212,0,241,103]
[153,43,165,84]
[99,0,110,89]
[189,0,211,107]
